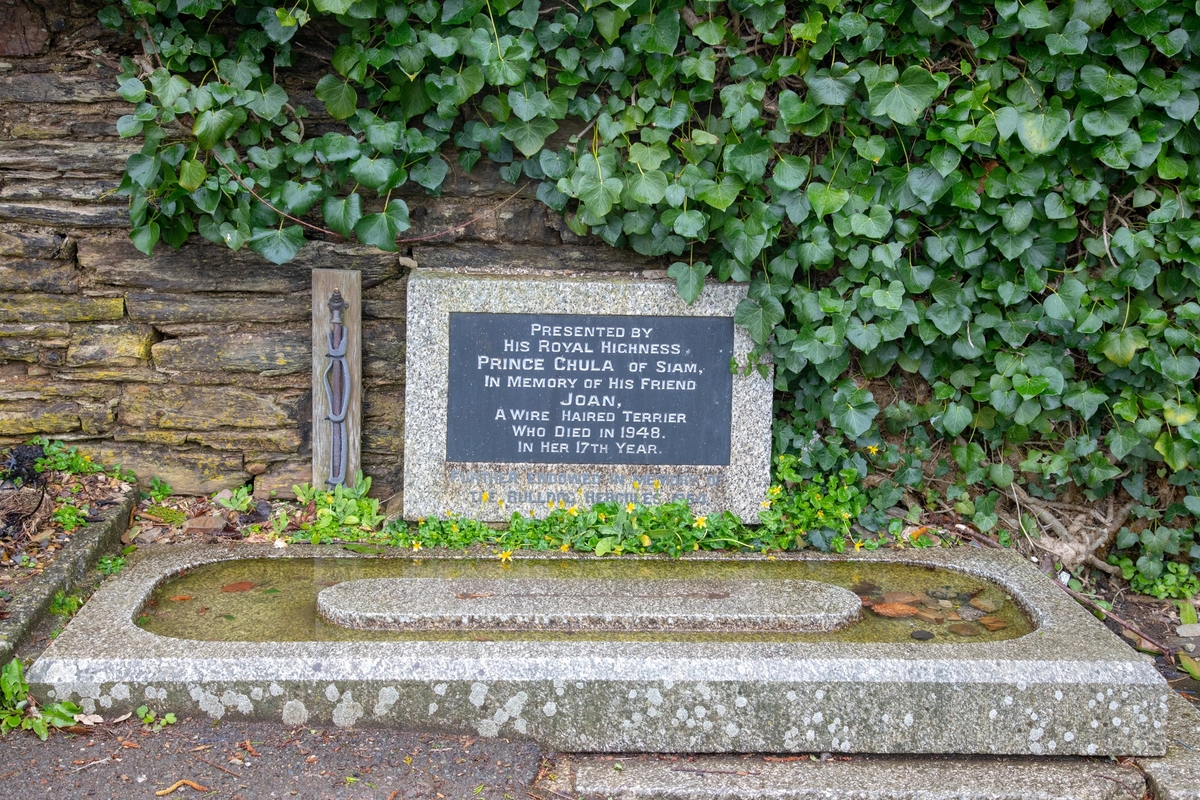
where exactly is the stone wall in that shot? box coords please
[0,1,648,506]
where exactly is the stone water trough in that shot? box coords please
[28,544,1167,756]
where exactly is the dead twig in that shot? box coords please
[72,755,117,773]
[192,756,240,777]
[1058,582,1174,657]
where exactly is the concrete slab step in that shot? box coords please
[548,753,1145,800]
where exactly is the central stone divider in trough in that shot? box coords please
[316,577,861,633]
[29,545,1169,756]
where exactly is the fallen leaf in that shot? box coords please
[306,755,318,763]
[197,607,208,616]
[183,515,228,534]
[73,713,104,726]
[220,582,255,593]
[121,740,140,749]
[870,602,920,618]
[111,712,132,724]
[191,745,213,752]
[1178,653,1200,681]
[969,597,999,613]
[168,595,192,602]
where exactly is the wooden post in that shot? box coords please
[312,269,361,488]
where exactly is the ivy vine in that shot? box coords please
[104,0,1200,578]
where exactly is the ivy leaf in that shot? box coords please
[734,296,785,344]
[626,170,668,204]
[1016,108,1070,154]
[667,261,710,304]
[1163,400,1197,427]
[1154,433,1191,471]
[849,205,892,239]
[354,200,411,252]
[1017,0,1051,28]
[940,402,973,436]
[628,11,680,55]
[314,0,355,11]
[1159,353,1200,384]
[725,135,771,182]
[350,155,401,192]
[125,154,160,189]
[1106,426,1141,460]
[1046,18,1089,54]
[672,209,707,238]
[117,77,146,103]
[870,280,905,310]
[772,155,809,190]
[501,116,557,157]
[697,177,744,211]
[248,225,306,264]
[315,75,358,120]
[410,156,449,191]
[178,159,207,192]
[322,193,362,238]
[130,222,159,256]
[867,66,939,125]
[1098,328,1149,366]
[192,108,237,150]
[806,182,849,217]
[830,386,879,438]
[278,181,324,215]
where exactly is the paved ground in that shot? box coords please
[0,717,546,799]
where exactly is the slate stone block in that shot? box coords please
[66,323,156,367]
[126,292,309,324]
[119,384,293,431]
[0,294,123,322]
[0,401,79,435]
[151,330,308,375]
[0,257,79,293]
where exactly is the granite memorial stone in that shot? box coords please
[403,270,773,521]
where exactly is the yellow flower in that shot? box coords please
[769,485,782,496]
[417,517,425,525]
[866,444,880,455]
[694,516,707,529]
[761,500,771,508]
[499,550,513,563]
[853,539,864,551]
[817,510,824,518]
[546,500,554,508]
[481,491,489,503]
[653,479,660,490]
[626,502,636,513]
[632,481,640,490]
[497,498,505,507]
[529,509,536,517]
[558,499,565,508]
[451,523,459,533]
[568,505,579,516]
[842,511,851,519]
[412,541,422,552]
[598,513,607,522]
[560,543,570,552]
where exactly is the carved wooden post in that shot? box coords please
[312,269,361,488]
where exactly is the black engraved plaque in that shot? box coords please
[446,313,734,465]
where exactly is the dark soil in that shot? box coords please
[0,716,544,800]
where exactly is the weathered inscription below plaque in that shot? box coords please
[447,313,733,465]
[317,577,863,633]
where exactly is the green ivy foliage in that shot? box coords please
[106,0,1200,572]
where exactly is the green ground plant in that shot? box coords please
[50,501,88,533]
[213,485,254,512]
[290,474,387,543]
[147,477,173,503]
[97,555,128,576]
[135,704,177,731]
[103,0,1200,586]
[0,659,80,741]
